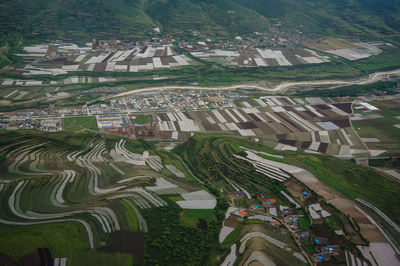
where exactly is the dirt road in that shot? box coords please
[111,69,400,98]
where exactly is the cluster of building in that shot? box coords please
[295,231,341,263]
[178,25,306,51]
[231,192,296,224]
[0,117,62,132]
[111,91,230,112]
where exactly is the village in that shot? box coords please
[2,89,399,160]
[222,186,343,264]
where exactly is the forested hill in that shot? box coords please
[1,0,400,43]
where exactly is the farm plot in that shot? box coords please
[244,250,276,266]
[234,152,291,182]
[190,47,328,67]
[16,42,194,76]
[200,101,357,155]
[306,38,388,61]
[221,244,237,266]
[146,177,187,195]
[176,190,217,209]
[239,232,307,263]
[352,100,400,153]
[165,164,185,178]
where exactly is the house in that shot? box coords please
[233,209,248,218]
[46,45,58,58]
[314,237,329,245]
[321,245,340,255]
[283,207,295,215]
[252,204,265,212]
[286,215,299,222]
[296,231,310,241]
[283,215,300,230]
[263,199,277,207]
[302,190,312,199]
[271,221,281,227]
[312,252,331,262]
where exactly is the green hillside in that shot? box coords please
[234,0,400,38]
[1,0,400,43]
[0,0,155,41]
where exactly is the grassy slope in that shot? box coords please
[283,153,400,221]
[63,116,98,134]
[179,209,215,228]
[0,222,87,262]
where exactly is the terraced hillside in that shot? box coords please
[1,131,400,265]
[176,135,400,265]
[0,131,225,265]
[176,134,400,223]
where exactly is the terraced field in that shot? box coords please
[0,131,220,264]
[176,134,400,222]
[2,131,400,265]
[176,134,400,265]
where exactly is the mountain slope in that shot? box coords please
[144,0,269,36]
[0,0,399,42]
[0,0,155,41]
[234,0,400,36]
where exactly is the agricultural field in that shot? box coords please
[0,131,225,265]
[1,0,400,264]
[148,96,369,157]
[190,46,329,67]
[175,134,400,265]
[306,38,393,61]
[13,42,194,77]
[0,124,399,265]
[352,99,400,154]
[176,135,400,222]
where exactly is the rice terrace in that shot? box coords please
[1,0,400,265]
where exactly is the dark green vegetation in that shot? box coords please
[0,222,87,262]
[1,0,400,43]
[143,199,227,265]
[368,157,400,168]
[357,202,400,251]
[223,224,244,244]
[352,46,400,71]
[295,80,400,98]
